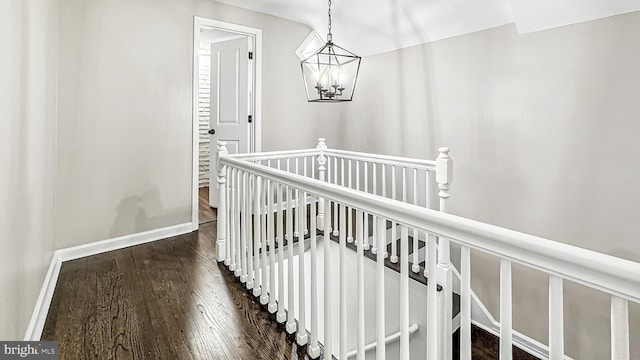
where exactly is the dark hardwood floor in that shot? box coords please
[42,222,310,360]
[42,216,538,359]
[199,186,217,224]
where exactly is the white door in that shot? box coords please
[209,36,251,207]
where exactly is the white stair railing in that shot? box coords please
[215,138,640,360]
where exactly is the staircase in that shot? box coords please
[214,138,640,360]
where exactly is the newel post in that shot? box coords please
[436,147,454,359]
[316,138,327,229]
[216,141,229,263]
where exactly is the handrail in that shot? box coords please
[221,155,640,303]
[324,149,436,171]
[226,147,437,171]
[228,148,319,161]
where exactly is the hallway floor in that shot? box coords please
[42,222,310,359]
[199,186,217,224]
[42,220,538,359]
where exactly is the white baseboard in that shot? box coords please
[56,222,193,262]
[23,252,62,341]
[24,222,193,341]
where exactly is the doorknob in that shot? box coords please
[208,129,215,135]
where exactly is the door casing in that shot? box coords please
[192,16,262,230]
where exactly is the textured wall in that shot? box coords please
[336,12,640,359]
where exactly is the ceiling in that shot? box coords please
[214,0,640,56]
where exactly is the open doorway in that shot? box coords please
[192,17,262,228]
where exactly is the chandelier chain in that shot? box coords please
[327,0,332,36]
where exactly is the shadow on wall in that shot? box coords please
[109,188,190,238]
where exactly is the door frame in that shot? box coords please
[192,16,262,230]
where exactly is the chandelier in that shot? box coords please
[301,0,361,102]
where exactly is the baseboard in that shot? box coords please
[24,222,193,340]
[56,222,193,262]
[23,252,62,341]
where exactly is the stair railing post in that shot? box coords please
[435,147,453,360]
[215,141,229,262]
[316,138,327,229]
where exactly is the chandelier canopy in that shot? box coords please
[301,0,361,102]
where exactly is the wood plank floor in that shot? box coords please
[199,187,217,224]
[42,221,310,360]
[42,219,537,359]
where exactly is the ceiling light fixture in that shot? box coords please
[301,0,361,102]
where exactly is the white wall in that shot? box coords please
[337,12,640,360]
[56,0,341,248]
[0,0,58,340]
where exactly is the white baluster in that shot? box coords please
[355,160,360,193]
[424,170,431,278]
[253,175,261,297]
[333,157,339,236]
[400,223,410,360]
[376,216,386,360]
[246,173,254,289]
[391,165,398,263]
[324,198,333,358]
[303,156,308,236]
[216,142,228,262]
[297,189,308,346]
[241,171,248,283]
[371,162,378,255]
[260,177,270,305]
[229,168,237,272]
[235,169,242,277]
[363,162,370,250]
[348,159,353,243]
[381,164,387,259]
[548,275,563,360]
[460,245,471,360]
[412,168,420,273]
[339,203,347,360]
[427,232,438,360]
[294,158,300,238]
[354,160,359,249]
[225,167,232,265]
[286,185,296,334]
[356,209,365,360]
[611,296,630,360]
[316,138,327,229]
[500,259,513,360]
[268,175,277,313]
[309,194,320,359]
[277,181,286,323]
[436,147,453,360]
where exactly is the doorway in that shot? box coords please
[192,17,262,228]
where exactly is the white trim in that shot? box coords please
[56,222,193,262]
[192,16,263,230]
[23,252,62,341]
[24,222,193,340]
